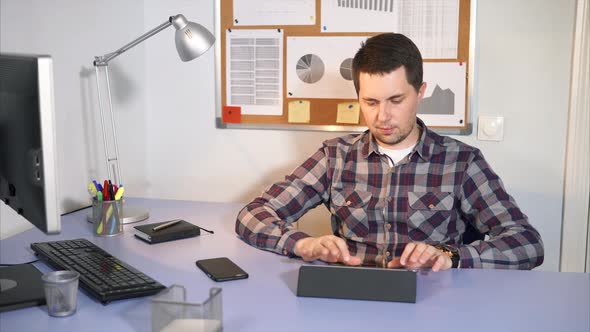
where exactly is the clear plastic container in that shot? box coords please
[152,285,222,332]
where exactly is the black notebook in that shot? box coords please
[134,219,200,244]
[0,264,46,312]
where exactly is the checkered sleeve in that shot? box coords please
[458,150,545,269]
[235,147,330,256]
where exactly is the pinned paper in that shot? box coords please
[288,100,310,123]
[222,106,242,123]
[336,102,360,124]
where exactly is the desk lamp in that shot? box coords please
[93,14,215,223]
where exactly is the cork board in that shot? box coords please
[216,0,473,132]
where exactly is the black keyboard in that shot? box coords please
[31,238,165,304]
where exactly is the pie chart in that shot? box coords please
[296,54,324,84]
[340,58,353,80]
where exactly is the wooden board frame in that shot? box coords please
[215,0,476,134]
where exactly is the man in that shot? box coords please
[235,33,544,271]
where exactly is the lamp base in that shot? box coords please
[87,205,149,224]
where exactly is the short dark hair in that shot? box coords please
[352,33,423,94]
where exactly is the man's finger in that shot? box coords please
[318,246,329,259]
[309,242,327,261]
[400,242,416,265]
[387,257,403,268]
[431,254,446,272]
[304,248,319,261]
[417,245,437,264]
[331,237,351,263]
[344,256,363,266]
[320,240,341,262]
[408,243,429,264]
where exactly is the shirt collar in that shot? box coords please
[414,117,432,161]
[361,117,433,161]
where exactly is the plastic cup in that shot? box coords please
[42,270,80,317]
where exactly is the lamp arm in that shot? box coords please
[94,18,173,66]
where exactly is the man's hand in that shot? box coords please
[294,236,362,266]
[387,242,452,272]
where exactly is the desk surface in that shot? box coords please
[1,198,588,332]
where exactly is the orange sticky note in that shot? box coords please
[288,100,310,123]
[222,106,242,123]
[336,102,360,124]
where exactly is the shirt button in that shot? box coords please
[345,200,352,206]
[428,204,435,209]
[387,197,392,202]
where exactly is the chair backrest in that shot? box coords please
[463,223,485,244]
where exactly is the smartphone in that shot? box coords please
[196,257,249,282]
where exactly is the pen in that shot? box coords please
[87,182,97,196]
[114,186,125,200]
[103,180,110,200]
[198,226,214,234]
[152,219,181,232]
[102,186,109,201]
[108,180,115,201]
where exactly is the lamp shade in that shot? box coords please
[171,14,215,62]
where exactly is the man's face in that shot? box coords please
[358,67,426,149]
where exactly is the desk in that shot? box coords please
[1,198,588,332]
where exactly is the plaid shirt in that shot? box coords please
[236,119,544,269]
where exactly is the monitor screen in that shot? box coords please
[0,53,60,234]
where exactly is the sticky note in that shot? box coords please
[222,106,242,123]
[336,102,360,124]
[288,100,310,123]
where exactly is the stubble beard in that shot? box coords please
[373,125,413,147]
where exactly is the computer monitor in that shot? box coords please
[0,53,61,312]
[0,53,60,234]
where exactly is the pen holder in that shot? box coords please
[152,285,222,332]
[91,199,123,237]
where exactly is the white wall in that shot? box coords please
[0,0,147,236]
[142,0,339,204]
[0,0,576,272]
[458,0,575,271]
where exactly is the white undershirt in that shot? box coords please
[378,143,416,166]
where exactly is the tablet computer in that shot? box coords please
[297,264,416,303]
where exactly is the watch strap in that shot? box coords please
[435,244,460,268]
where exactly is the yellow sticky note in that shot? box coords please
[337,102,360,124]
[288,100,310,123]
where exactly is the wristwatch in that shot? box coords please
[435,244,460,268]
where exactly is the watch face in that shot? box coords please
[436,245,460,268]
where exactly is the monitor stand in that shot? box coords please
[0,264,46,312]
